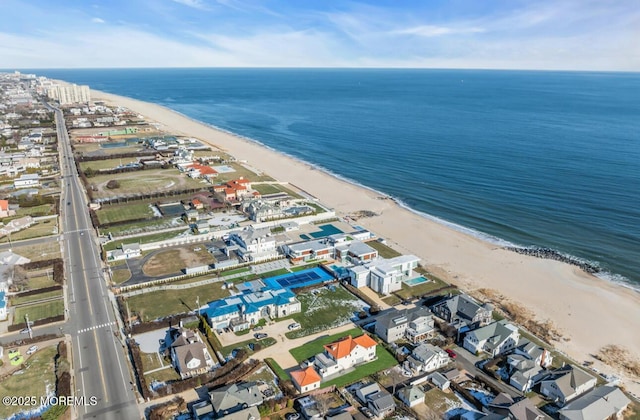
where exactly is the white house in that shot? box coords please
[226,227,278,263]
[106,243,142,261]
[539,365,597,406]
[348,254,420,295]
[13,173,40,189]
[397,385,425,408]
[406,343,451,373]
[314,334,377,379]
[290,366,322,394]
[463,320,520,357]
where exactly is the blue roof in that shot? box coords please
[0,291,6,308]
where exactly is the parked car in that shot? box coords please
[254,333,268,340]
[26,345,38,355]
[253,326,263,331]
[285,413,300,420]
[445,349,457,359]
[20,328,30,334]
[288,323,301,331]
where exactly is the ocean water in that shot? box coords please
[22,68,640,287]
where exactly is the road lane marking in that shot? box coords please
[93,329,109,403]
[77,322,116,334]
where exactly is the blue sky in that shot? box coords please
[2,0,639,70]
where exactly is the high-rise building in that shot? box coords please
[47,83,91,105]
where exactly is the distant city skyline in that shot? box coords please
[2,0,639,71]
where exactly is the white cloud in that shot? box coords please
[91,17,105,24]
[172,0,210,11]
[393,25,485,37]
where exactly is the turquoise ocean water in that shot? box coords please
[21,69,640,288]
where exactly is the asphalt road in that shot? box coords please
[52,105,139,419]
[0,234,60,251]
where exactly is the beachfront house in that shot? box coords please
[463,320,520,357]
[281,239,334,265]
[347,254,420,295]
[225,227,278,263]
[168,327,216,379]
[406,343,451,374]
[334,240,378,264]
[514,338,554,368]
[539,365,597,406]
[431,293,493,334]
[558,386,630,420]
[375,307,435,344]
[314,334,378,379]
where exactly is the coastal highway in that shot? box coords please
[51,105,139,419]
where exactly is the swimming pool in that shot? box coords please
[404,276,430,286]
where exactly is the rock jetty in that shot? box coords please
[505,246,600,274]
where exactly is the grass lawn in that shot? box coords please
[322,346,398,388]
[221,337,277,357]
[99,218,184,237]
[0,221,57,242]
[96,202,156,225]
[220,267,251,276]
[111,268,132,284]
[290,327,364,363]
[16,204,56,217]
[88,168,205,198]
[382,294,402,306]
[367,241,402,259]
[251,184,282,195]
[393,275,453,299]
[80,158,138,171]
[145,367,181,384]
[0,345,57,420]
[126,282,231,321]
[286,285,364,339]
[26,272,57,290]
[11,242,61,262]
[260,268,291,278]
[103,230,183,251]
[12,289,63,306]
[265,358,289,381]
[140,351,165,372]
[13,299,64,324]
[214,163,274,183]
[422,387,461,418]
[142,247,215,277]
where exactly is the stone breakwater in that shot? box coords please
[505,247,601,274]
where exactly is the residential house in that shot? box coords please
[429,371,451,390]
[106,243,142,261]
[202,281,301,332]
[14,173,40,189]
[558,386,631,420]
[463,320,520,357]
[226,227,278,263]
[168,327,215,379]
[539,365,597,406]
[406,343,451,374]
[507,354,543,392]
[0,200,16,218]
[314,334,377,379]
[486,393,549,420]
[397,385,425,407]
[334,240,378,264]
[191,198,204,209]
[431,293,493,333]
[290,366,322,393]
[348,254,420,295]
[209,382,263,418]
[282,239,333,264]
[375,306,435,344]
[514,338,553,368]
[357,383,396,418]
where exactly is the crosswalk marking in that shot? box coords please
[78,321,116,334]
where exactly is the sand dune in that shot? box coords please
[91,89,640,395]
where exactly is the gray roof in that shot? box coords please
[543,365,596,398]
[489,394,548,420]
[469,320,519,350]
[346,240,377,256]
[559,386,631,420]
[368,390,396,414]
[397,385,425,404]
[376,306,433,331]
[434,293,489,322]
[218,406,261,420]
[358,383,381,402]
[209,382,263,413]
[325,412,353,420]
[412,342,448,364]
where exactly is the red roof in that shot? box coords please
[324,334,377,360]
[0,200,8,211]
[188,163,218,175]
[290,366,321,388]
[192,199,202,205]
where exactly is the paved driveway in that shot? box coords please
[134,329,169,353]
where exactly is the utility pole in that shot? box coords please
[25,313,32,339]
[196,296,200,317]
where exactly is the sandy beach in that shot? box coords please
[91,89,640,395]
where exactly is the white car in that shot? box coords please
[26,345,38,355]
[288,323,301,331]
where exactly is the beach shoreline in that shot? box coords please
[89,88,640,395]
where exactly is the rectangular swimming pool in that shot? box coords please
[404,276,430,286]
